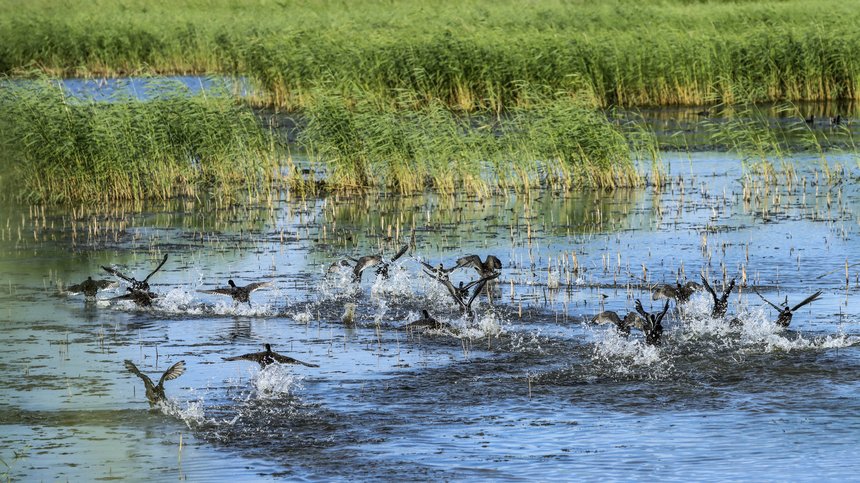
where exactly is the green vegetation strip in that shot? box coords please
[2,0,860,109]
[0,82,276,203]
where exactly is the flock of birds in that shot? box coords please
[66,248,825,407]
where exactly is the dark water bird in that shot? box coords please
[402,310,454,332]
[102,253,169,292]
[110,287,158,307]
[805,114,815,124]
[651,280,703,303]
[696,108,710,117]
[327,259,353,274]
[419,260,455,279]
[124,359,186,407]
[634,299,671,346]
[452,254,502,277]
[754,289,823,327]
[590,310,644,336]
[424,270,500,315]
[66,276,117,300]
[198,279,272,307]
[352,244,409,281]
[831,114,842,126]
[701,275,736,318]
[223,343,319,368]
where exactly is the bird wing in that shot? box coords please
[753,288,783,312]
[634,299,649,318]
[66,282,85,293]
[198,288,234,296]
[466,273,499,308]
[684,281,703,291]
[591,311,622,326]
[109,292,134,301]
[791,290,823,312]
[353,256,380,276]
[124,360,155,392]
[142,253,169,283]
[244,282,273,292]
[721,278,737,301]
[651,285,677,300]
[102,265,135,283]
[700,275,718,302]
[656,300,671,324]
[157,360,186,386]
[222,351,264,363]
[623,312,646,330]
[390,244,409,262]
[95,279,118,290]
[455,255,482,271]
[270,353,319,367]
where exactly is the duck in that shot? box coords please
[831,114,842,126]
[124,359,186,407]
[102,253,169,293]
[66,276,117,300]
[352,244,409,282]
[754,289,822,327]
[651,280,702,303]
[222,343,319,368]
[423,269,500,316]
[402,310,454,332]
[198,279,272,307]
[701,275,736,318]
[805,114,815,124]
[633,299,671,346]
[590,310,644,337]
[452,254,502,278]
[110,287,157,307]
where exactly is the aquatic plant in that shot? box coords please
[0,80,277,203]
[3,0,860,109]
[298,92,645,193]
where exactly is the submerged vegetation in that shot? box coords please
[2,0,860,109]
[0,81,276,203]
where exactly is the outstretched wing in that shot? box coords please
[390,244,409,262]
[245,281,273,292]
[271,353,319,367]
[791,290,823,312]
[455,255,482,271]
[110,290,134,301]
[124,360,155,392]
[634,299,648,318]
[700,275,718,303]
[753,288,783,312]
[466,273,500,309]
[143,253,169,283]
[157,360,186,387]
[656,300,671,324]
[223,351,263,363]
[102,265,135,283]
[721,278,737,302]
[591,311,622,326]
[198,288,234,296]
[651,284,677,300]
[95,279,117,290]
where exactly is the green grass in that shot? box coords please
[2,0,860,109]
[0,80,277,203]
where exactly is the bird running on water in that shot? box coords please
[223,343,319,368]
[701,275,736,318]
[754,289,822,327]
[124,359,186,407]
[66,276,117,300]
[651,280,702,303]
[198,279,272,307]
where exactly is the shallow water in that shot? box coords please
[1,152,859,481]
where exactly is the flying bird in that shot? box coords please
[223,343,319,368]
[124,359,186,407]
[198,279,272,307]
[66,276,117,300]
[701,275,736,318]
[754,289,823,327]
[102,253,169,293]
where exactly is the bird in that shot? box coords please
[198,279,272,307]
[830,114,842,126]
[66,276,117,300]
[805,114,815,124]
[451,255,502,277]
[754,289,822,327]
[402,310,454,332]
[701,275,736,318]
[651,280,702,303]
[418,260,455,279]
[352,244,409,282]
[424,270,500,316]
[590,310,644,337]
[110,287,158,307]
[222,343,319,368]
[634,299,671,346]
[102,253,169,293]
[124,359,186,407]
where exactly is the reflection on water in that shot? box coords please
[1,152,859,480]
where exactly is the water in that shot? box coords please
[1,152,859,480]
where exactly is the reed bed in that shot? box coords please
[298,92,644,194]
[0,81,277,204]
[2,0,860,109]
